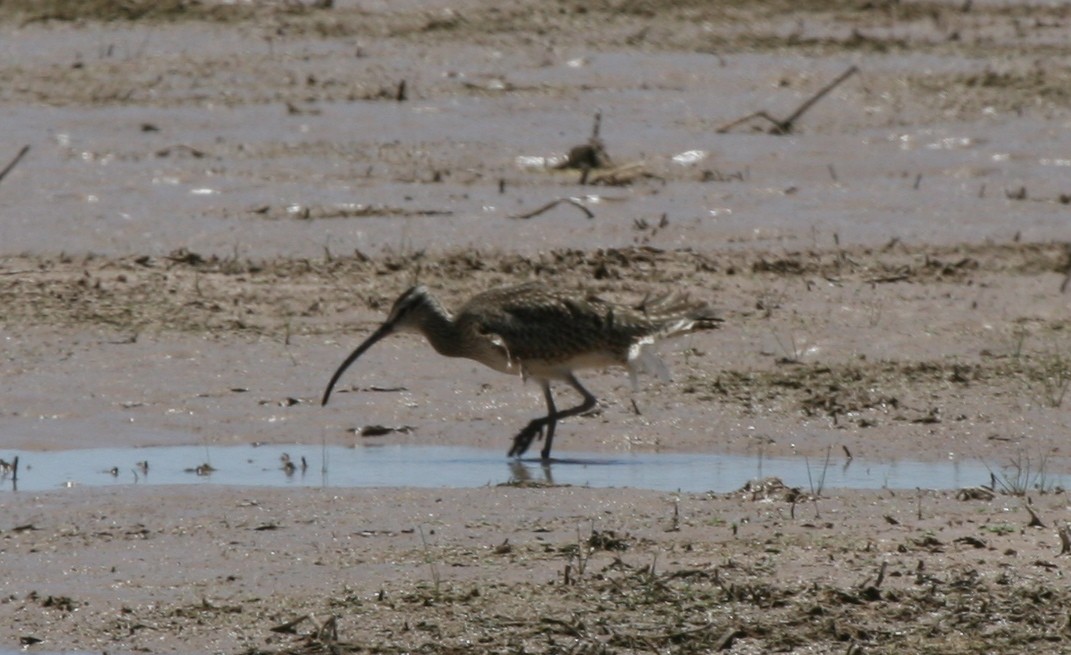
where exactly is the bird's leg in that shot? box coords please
[538,381,559,454]
[508,375,598,460]
[508,381,554,459]
[540,375,597,460]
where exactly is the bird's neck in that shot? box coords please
[416,299,468,358]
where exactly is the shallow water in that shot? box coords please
[0,443,1004,494]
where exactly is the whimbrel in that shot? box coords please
[321,282,721,460]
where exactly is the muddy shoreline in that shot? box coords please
[4,1,1071,653]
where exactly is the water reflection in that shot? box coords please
[0,443,1010,494]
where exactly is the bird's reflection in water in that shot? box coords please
[508,458,555,486]
[506,455,620,486]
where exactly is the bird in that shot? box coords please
[320,282,721,460]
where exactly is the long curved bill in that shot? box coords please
[321,321,395,406]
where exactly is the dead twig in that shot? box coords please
[315,615,339,643]
[715,110,782,135]
[553,111,613,184]
[1058,523,1071,555]
[510,197,594,220]
[1060,243,1071,293]
[0,145,29,185]
[717,66,859,135]
[588,162,656,186]
[715,627,744,651]
[866,273,911,284]
[956,486,996,501]
[1025,503,1047,528]
[774,65,860,133]
[270,614,311,633]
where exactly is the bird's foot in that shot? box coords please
[508,419,547,458]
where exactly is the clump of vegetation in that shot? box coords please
[0,0,275,23]
[1025,348,1071,409]
[991,451,1060,497]
[1011,325,1071,408]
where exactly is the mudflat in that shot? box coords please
[2,1,1071,653]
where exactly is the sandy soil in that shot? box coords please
[3,1,1071,653]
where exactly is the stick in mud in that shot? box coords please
[1060,243,1071,293]
[270,614,311,634]
[0,145,29,185]
[510,197,595,220]
[717,66,859,135]
[1025,503,1046,528]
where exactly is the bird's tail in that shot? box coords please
[625,290,722,389]
[634,291,723,337]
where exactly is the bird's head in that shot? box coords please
[320,285,437,406]
[380,285,436,334]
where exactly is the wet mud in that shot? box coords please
[3,1,1071,653]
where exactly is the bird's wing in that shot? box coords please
[634,290,723,329]
[460,285,615,363]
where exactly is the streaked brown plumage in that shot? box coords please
[321,282,721,460]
